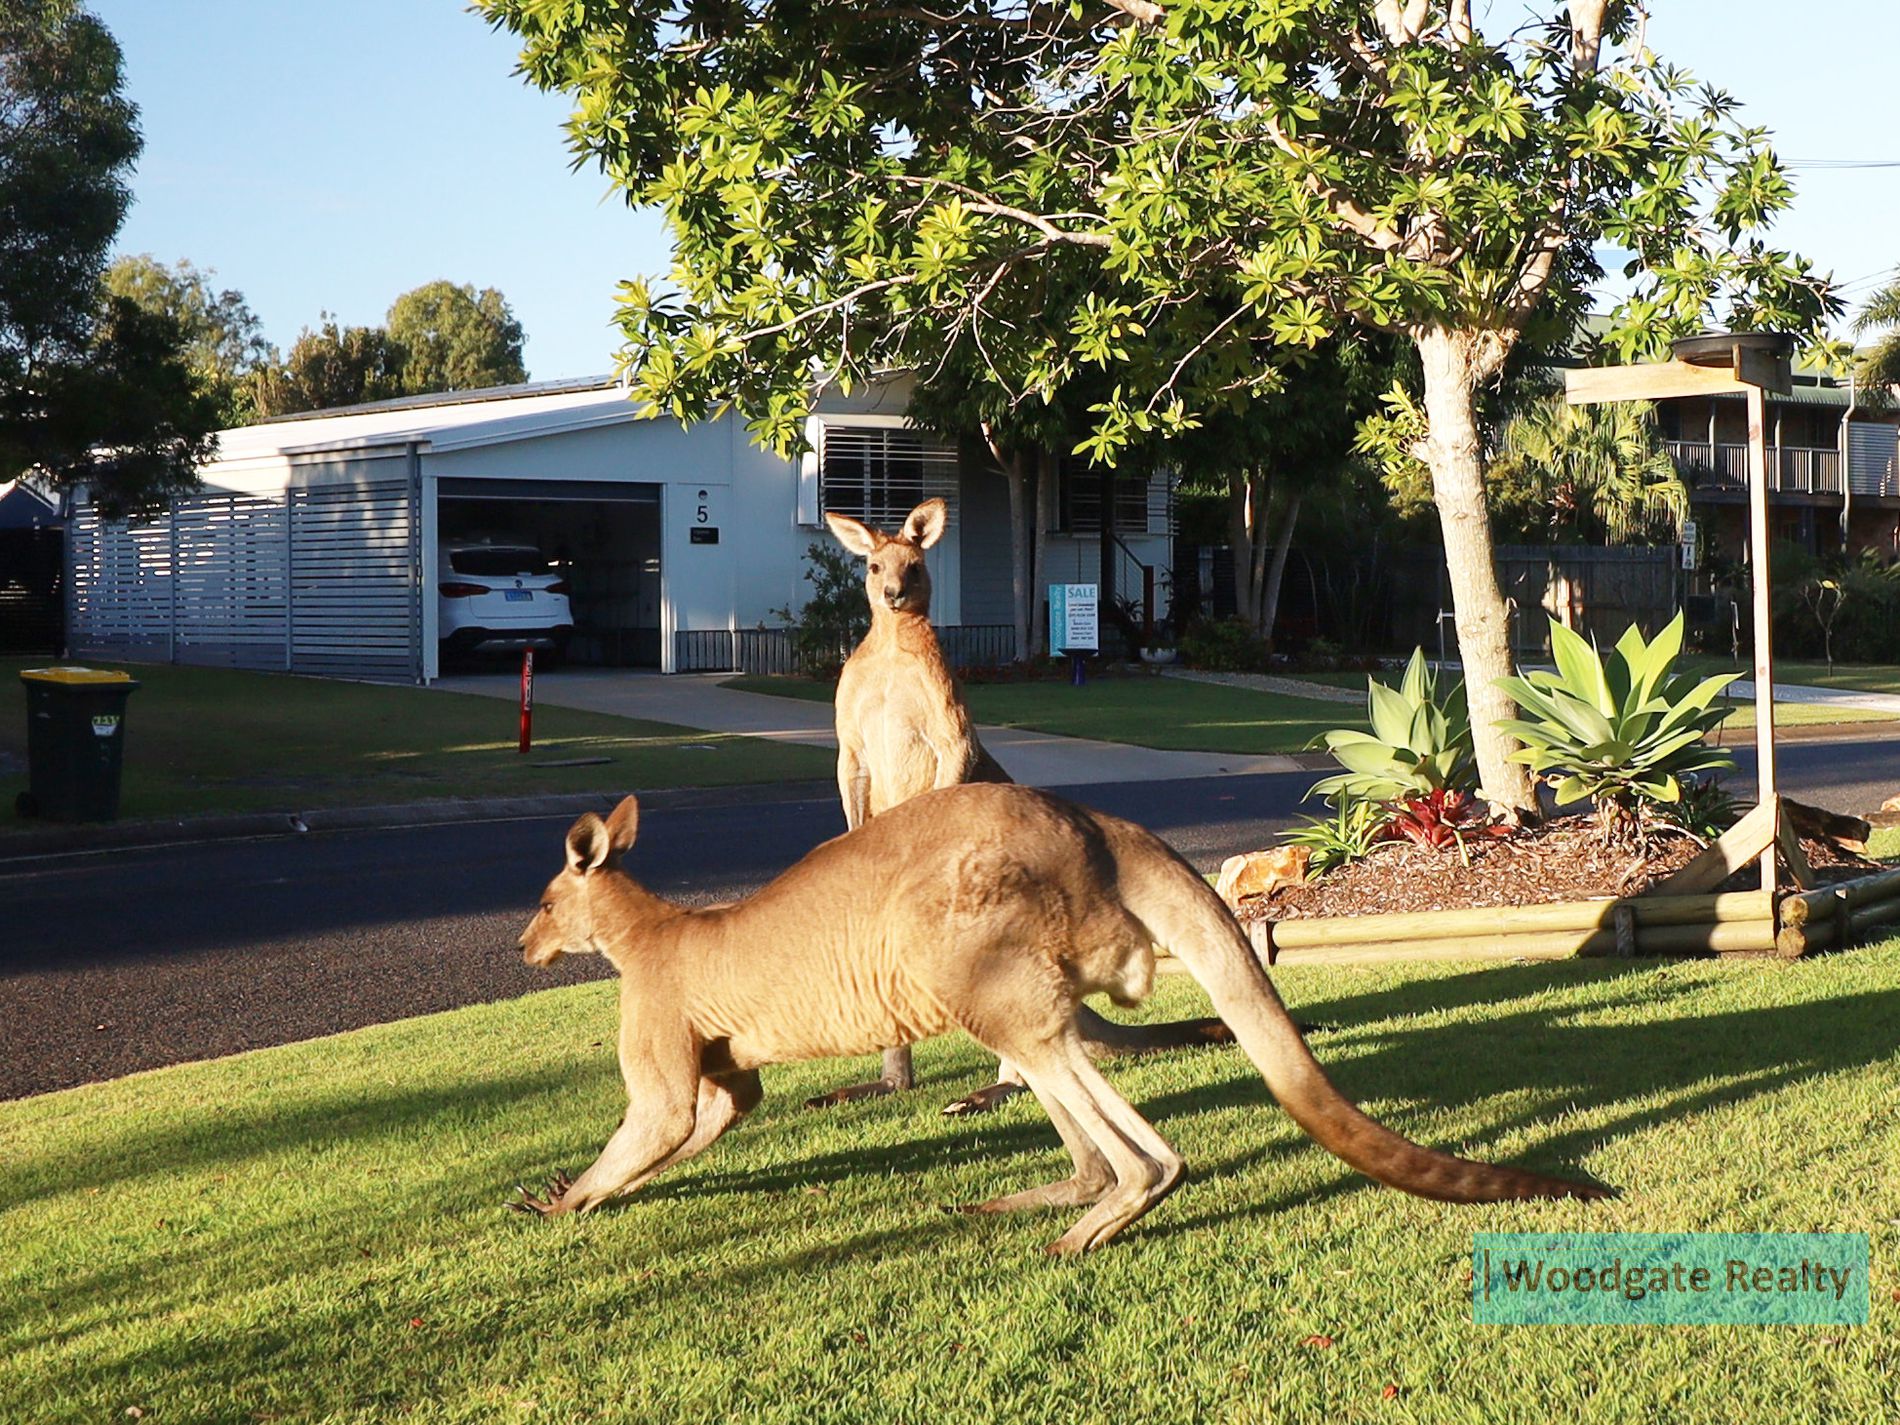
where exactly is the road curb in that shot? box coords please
[0,779,839,863]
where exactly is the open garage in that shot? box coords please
[435,478,662,669]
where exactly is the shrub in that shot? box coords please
[1494,613,1737,842]
[1650,773,1744,841]
[1177,618,1270,672]
[1308,647,1475,803]
[1281,796,1387,876]
[773,542,869,677]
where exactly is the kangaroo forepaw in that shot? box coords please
[510,1169,574,1216]
[940,1080,1027,1116]
[803,1079,903,1110]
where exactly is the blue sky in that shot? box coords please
[95,1,1900,382]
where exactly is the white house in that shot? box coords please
[63,376,1174,680]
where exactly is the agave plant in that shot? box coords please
[1308,648,1475,804]
[1494,614,1738,843]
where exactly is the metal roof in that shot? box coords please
[206,379,646,464]
[252,373,621,424]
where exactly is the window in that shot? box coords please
[448,546,550,577]
[1057,458,1158,535]
[818,426,959,528]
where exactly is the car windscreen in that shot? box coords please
[448,548,550,577]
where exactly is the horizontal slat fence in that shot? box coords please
[67,479,420,681]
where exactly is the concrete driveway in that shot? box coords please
[431,669,1309,787]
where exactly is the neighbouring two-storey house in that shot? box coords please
[1655,368,1900,563]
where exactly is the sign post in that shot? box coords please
[518,647,535,755]
[1049,582,1099,686]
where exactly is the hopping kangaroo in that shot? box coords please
[807,498,1229,1115]
[513,787,1607,1254]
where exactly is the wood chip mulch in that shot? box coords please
[1237,818,1881,924]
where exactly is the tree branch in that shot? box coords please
[1256,111,1404,251]
[1570,0,1609,72]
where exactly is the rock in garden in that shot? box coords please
[1215,847,1310,910]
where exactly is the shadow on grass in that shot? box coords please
[1,1060,601,1209]
[14,960,1898,1301]
[632,965,1894,1232]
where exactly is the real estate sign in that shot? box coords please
[1049,583,1099,653]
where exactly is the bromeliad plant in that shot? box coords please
[1382,788,1512,865]
[1495,614,1739,845]
[1309,648,1475,804]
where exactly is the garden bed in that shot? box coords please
[1229,817,1897,966]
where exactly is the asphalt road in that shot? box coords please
[3,735,1896,1102]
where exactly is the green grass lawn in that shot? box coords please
[6,949,1897,1423]
[1274,667,1894,730]
[727,674,1355,755]
[1681,656,1900,698]
[2,659,832,825]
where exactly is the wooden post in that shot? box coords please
[1746,384,1777,895]
[518,647,535,755]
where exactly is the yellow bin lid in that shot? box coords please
[20,666,137,685]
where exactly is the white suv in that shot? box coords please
[438,542,574,661]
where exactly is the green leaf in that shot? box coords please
[1552,774,1592,805]
[1549,619,1614,716]
[1367,680,1413,746]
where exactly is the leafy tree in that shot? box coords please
[385,280,527,395]
[1853,275,1900,391]
[250,315,397,418]
[1,0,216,512]
[104,253,272,424]
[1171,334,1402,642]
[479,0,1841,810]
[1487,397,1685,545]
[251,282,528,417]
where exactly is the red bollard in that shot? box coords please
[518,648,535,755]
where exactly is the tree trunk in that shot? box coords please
[1031,450,1053,657]
[1225,468,1267,630]
[977,421,1034,662]
[1004,454,1030,662]
[1416,328,1537,813]
[1259,487,1302,648]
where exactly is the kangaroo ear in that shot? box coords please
[604,795,640,854]
[824,512,878,557]
[902,498,947,549]
[565,812,612,874]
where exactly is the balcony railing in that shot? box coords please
[1664,440,1843,495]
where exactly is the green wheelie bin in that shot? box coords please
[16,666,140,822]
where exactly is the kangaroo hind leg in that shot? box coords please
[1007,1035,1186,1255]
[958,1087,1113,1214]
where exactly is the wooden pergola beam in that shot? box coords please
[1562,338,1793,897]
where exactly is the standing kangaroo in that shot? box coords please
[807,498,1230,1114]
[513,787,1607,1254]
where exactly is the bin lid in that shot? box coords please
[19,666,137,685]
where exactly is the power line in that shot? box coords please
[1786,159,1900,170]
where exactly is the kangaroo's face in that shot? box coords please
[519,798,641,966]
[824,498,947,616]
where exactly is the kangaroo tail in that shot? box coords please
[1111,825,1609,1204]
